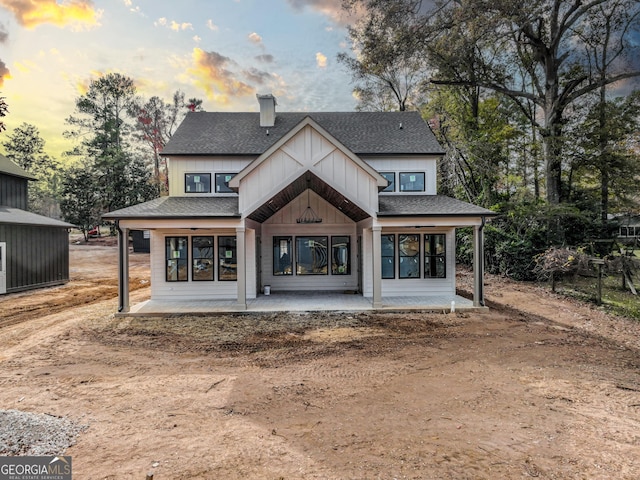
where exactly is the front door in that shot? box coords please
[0,242,6,294]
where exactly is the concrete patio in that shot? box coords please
[119,291,479,316]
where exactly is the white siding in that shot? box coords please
[239,125,380,217]
[167,156,254,197]
[149,228,256,301]
[364,156,438,195]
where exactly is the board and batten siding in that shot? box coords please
[238,125,380,217]
[0,224,69,293]
[0,174,29,210]
[362,227,456,298]
[260,192,358,292]
[149,228,257,300]
[167,156,254,197]
[363,156,438,195]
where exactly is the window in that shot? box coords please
[380,172,395,192]
[296,236,328,275]
[399,234,420,278]
[331,236,351,275]
[192,236,214,281]
[381,234,395,279]
[185,173,211,193]
[218,236,237,281]
[215,173,236,193]
[166,237,188,282]
[399,172,425,192]
[424,234,446,278]
[273,236,293,275]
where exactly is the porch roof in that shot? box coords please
[378,195,497,217]
[102,196,240,220]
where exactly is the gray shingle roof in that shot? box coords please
[161,111,444,156]
[0,206,75,227]
[102,196,240,219]
[378,195,497,217]
[0,154,37,180]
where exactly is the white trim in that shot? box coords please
[0,242,6,294]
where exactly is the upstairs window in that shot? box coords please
[215,173,237,193]
[185,173,211,193]
[380,172,395,192]
[399,172,425,192]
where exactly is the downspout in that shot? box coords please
[115,220,125,313]
[479,216,486,307]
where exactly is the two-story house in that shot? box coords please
[0,154,73,294]
[104,95,495,313]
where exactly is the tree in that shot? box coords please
[60,166,102,242]
[0,94,7,133]
[2,123,62,216]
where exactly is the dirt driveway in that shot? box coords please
[0,241,639,479]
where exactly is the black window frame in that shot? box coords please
[398,234,421,278]
[166,236,189,282]
[399,172,425,192]
[185,173,211,193]
[296,236,328,275]
[380,172,395,192]
[424,234,446,278]
[331,236,351,275]
[218,236,237,281]
[192,236,215,281]
[215,173,237,193]
[273,236,293,276]
[381,234,396,279]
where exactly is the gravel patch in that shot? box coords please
[0,410,86,456]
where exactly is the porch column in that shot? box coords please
[473,221,485,307]
[372,226,382,308]
[118,225,130,313]
[235,226,247,310]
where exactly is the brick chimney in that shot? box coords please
[257,93,277,127]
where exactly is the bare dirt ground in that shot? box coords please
[1,238,639,479]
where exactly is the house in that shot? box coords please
[616,214,640,243]
[103,95,496,313]
[0,154,74,294]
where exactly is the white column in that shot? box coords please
[118,226,130,313]
[473,223,485,307]
[235,226,247,310]
[372,226,382,308]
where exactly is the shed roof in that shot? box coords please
[161,111,444,156]
[0,154,37,180]
[102,196,240,220]
[0,206,75,227]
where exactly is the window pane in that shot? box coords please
[399,172,425,192]
[399,234,420,278]
[166,237,188,282]
[273,236,292,275]
[215,173,236,193]
[185,173,211,193]
[192,236,214,281]
[331,236,350,275]
[296,236,328,275]
[381,234,395,279]
[380,172,395,192]
[424,234,446,278]
[218,236,237,281]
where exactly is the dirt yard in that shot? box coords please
[0,239,639,479]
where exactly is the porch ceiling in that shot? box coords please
[247,171,370,223]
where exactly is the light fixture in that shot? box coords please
[296,180,322,224]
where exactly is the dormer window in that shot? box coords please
[215,173,237,193]
[399,172,425,192]
[380,172,395,192]
[185,173,211,193]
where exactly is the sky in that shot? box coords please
[0,0,360,158]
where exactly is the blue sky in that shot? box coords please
[0,0,359,157]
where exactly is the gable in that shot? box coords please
[232,118,385,220]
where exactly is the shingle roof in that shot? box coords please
[378,195,497,217]
[0,206,75,227]
[161,111,444,156]
[0,154,37,180]
[102,196,240,219]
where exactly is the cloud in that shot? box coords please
[155,17,193,31]
[206,19,218,31]
[285,0,360,26]
[188,48,254,103]
[243,67,271,85]
[0,23,7,43]
[316,52,327,68]
[193,35,201,43]
[0,0,101,30]
[255,54,275,63]
[0,59,11,87]
[248,32,262,45]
